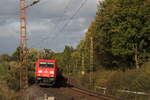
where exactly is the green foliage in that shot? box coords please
[0,62,9,75]
[62,46,74,73]
[0,53,20,99]
[0,50,21,93]
[11,47,20,61]
[0,54,11,62]
[28,71,35,85]
[7,76,20,91]
[106,68,150,100]
[0,89,7,100]
[75,0,150,69]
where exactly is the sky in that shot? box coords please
[0,0,99,54]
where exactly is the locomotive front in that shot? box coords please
[35,59,57,85]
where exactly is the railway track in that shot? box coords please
[25,75,123,100]
[70,87,121,100]
[26,84,122,100]
[68,77,123,100]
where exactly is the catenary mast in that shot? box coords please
[19,0,28,90]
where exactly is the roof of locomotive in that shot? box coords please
[37,59,56,62]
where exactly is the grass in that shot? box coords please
[81,61,150,100]
[70,61,150,100]
[93,69,116,87]
[103,61,150,100]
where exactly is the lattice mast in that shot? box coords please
[19,0,28,90]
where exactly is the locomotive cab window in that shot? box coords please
[39,62,54,68]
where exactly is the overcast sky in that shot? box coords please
[0,0,99,54]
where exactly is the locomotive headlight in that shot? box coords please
[38,70,42,73]
[50,71,54,74]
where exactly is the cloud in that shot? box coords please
[0,0,99,53]
[0,36,19,54]
[0,22,19,38]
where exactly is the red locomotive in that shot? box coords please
[35,59,57,85]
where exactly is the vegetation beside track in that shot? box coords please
[69,61,150,100]
[105,62,150,100]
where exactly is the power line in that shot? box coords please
[25,0,40,8]
[30,0,89,49]
[44,0,88,47]
[59,0,88,32]
[50,0,74,33]
[29,0,74,48]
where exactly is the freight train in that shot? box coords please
[35,59,57,85]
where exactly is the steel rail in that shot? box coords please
[71,87,122,100]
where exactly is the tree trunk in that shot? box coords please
[135,45,139,69]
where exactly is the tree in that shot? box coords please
[0,54,11,62]
[62,46,74,73]
[76,0,150,69]
[11,47,20,61]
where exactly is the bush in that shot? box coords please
[28,71,35,85]
[106,68,150,100]
[0,90,6,100]
[7,75,20,91]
